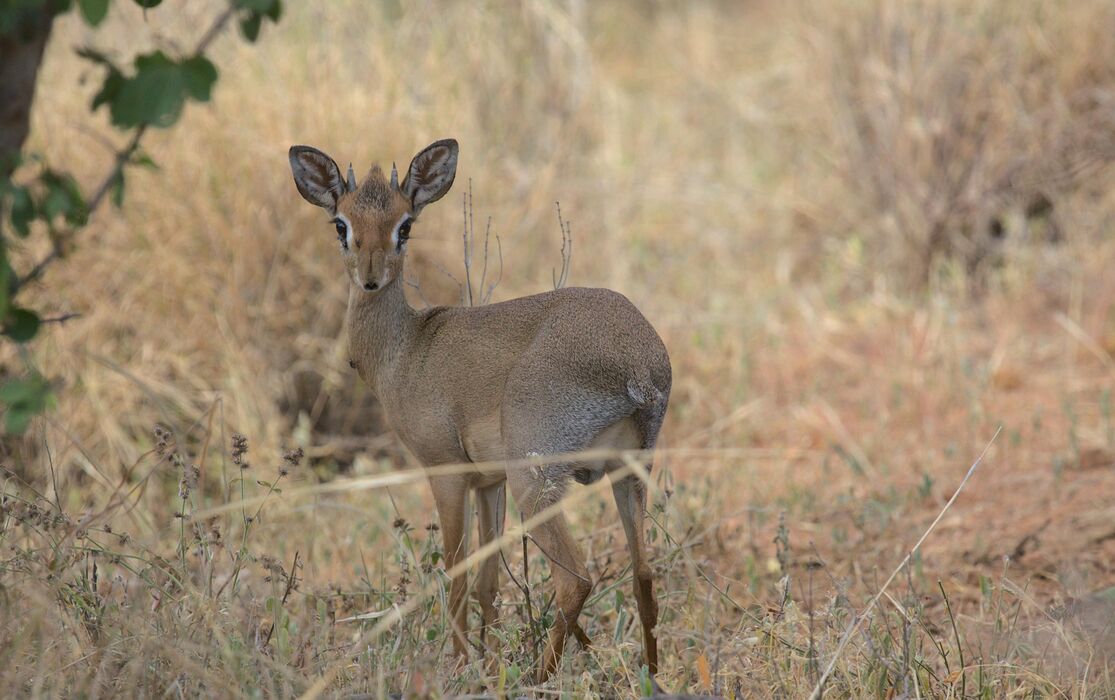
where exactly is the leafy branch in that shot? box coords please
[0,0,282,433]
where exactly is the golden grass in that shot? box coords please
[3,0,1115,696]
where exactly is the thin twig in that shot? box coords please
[43,422,61,513]
[40,312,82,325]
[939,580,966,698]
[552,201,572,289]
[263,550,301,647]
[430,259,463,301]
[403,274,431,309]
[478,216,491,301]
[461,181,474,306]
[520,513,541,665]
[808,427,1001,700]
[482,234,503,305]
[525,533,591,584]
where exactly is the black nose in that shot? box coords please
[364,281,378,291]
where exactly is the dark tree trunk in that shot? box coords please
[0,3,60,474]
[1,4,60,180]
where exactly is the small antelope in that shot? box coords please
[288,139,671,678]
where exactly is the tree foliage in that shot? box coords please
[0,0,281,433]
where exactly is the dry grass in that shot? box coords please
[3,0,1115,696]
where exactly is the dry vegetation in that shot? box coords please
[3,0,1115,696]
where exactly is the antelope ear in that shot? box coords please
[401,139,458,214]
[289,145,345,210]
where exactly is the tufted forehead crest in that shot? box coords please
[356,165,392,211]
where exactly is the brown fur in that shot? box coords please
[336,181,410,291]
[289,141,671,680]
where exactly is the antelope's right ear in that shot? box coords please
[289,145,345,211]
[401,139,458,215]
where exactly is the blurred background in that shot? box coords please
[3,0,1115,696]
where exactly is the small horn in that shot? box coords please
[390,162,399,190]
[346,163,357,192]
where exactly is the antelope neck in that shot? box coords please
[347,275,419,385]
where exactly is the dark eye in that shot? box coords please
[396,220,411,250]
[333,218,348,249]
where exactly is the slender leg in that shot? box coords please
[507,468,592,681]
[611,473,659,674]
[431,476,470,661]
[476,482,506,661]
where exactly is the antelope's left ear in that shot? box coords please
[401,139,458,215]
[289,145,346,211]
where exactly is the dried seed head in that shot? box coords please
[395,559,411,601]
[282,447,304,468]
[260,555,285,578]
[279,446,304,477]
[178,463,201,500]
[154,424,174,456]
[231,433,249,467]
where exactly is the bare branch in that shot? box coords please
[478,216,491,299]
[552,201,573,290]
[40,312,82,325]
[404,274,431,310]
[481,234,503,305]
[430,259,464,302]
[461,180,475,306]
[458,181,502,306]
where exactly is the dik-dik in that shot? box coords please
[288,139,671,679]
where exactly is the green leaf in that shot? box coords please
[0,374,51,434]
[638,666,654,697]
[0,249,11,320]
[181,56,218,101]
[235,0,280,41]
[130,152,158,170]
[132,0,162,7]
[43,186,69,221]
[4,308,40,342]
[41,172,87,226]
[110,51,185,127]
[91,68,124,111]
[108,52,217,128]
[9,185,34,237]
[78,0,110,26]
[233,0,276,11]
[239,12,261,42]
[0,151,21,178]
[0,377,37,405]
[78,46,126,112]
[5,405,36,434]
